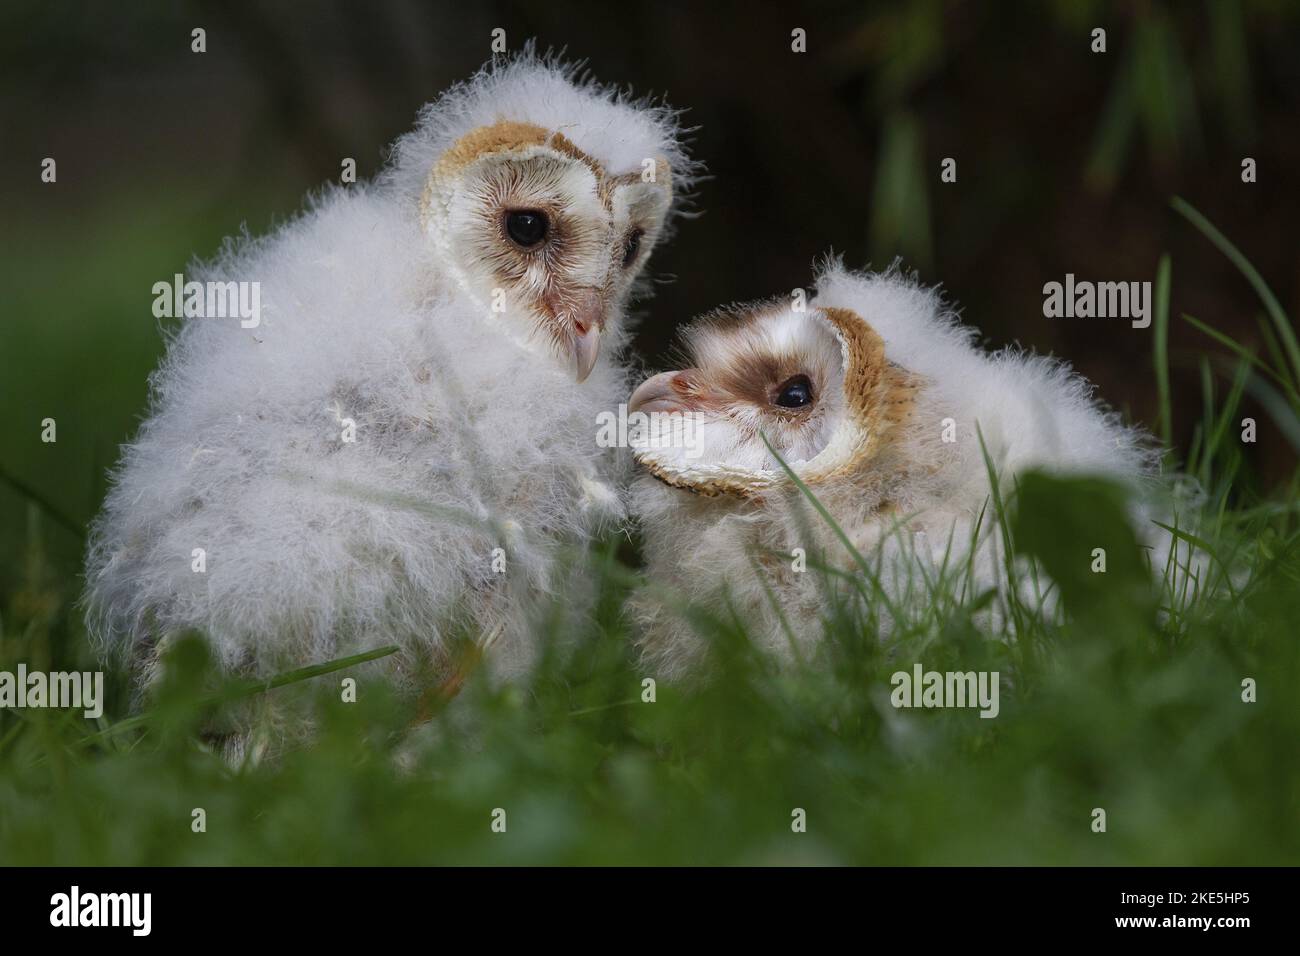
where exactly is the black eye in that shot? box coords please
[621,228,644,268]
[506,210,548,248]
[773,375,813,409]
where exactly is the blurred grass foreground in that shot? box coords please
[0,200,1298,865]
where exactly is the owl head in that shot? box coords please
[393,49,699,382]
[628,273,924,498]
[630,260,1161,505]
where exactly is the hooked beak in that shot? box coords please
[628,369,701,415]
[573,324,600,383]
[568,288,605,383]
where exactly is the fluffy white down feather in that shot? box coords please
[84,52,697,687]
[632,262,1171,679]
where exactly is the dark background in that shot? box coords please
[2,0,1299,590]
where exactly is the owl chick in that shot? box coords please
[85,51,698,696]
[628,261,1161,679]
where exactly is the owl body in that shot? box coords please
[629,263,1162,679]
[85,53,695,689]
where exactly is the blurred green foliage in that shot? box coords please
[1,461,1297,864]
[853,1,1267,269]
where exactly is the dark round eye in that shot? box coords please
[505,210,548,248]
[621,228,644,268]
[773,375,814,409]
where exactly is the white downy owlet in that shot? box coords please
[84,51,699,698]
[627,261,1165,680]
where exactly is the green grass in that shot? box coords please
[1,201,1298,865]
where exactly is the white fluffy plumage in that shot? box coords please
[84,51,698,689]
[629,260,1165,679]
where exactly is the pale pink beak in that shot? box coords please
[628,370,701,415]
[569,288,605,383]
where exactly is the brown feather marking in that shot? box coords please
[599,161,674,209]
[434,121,604,177]
[640,458,762,499]
[798,307,922,484]
[420,121,608,228]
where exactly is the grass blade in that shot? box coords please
[0,462,85,542]
[75,643,401,746]
[1171,196,1300,385]
[1154,254,1173,447]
